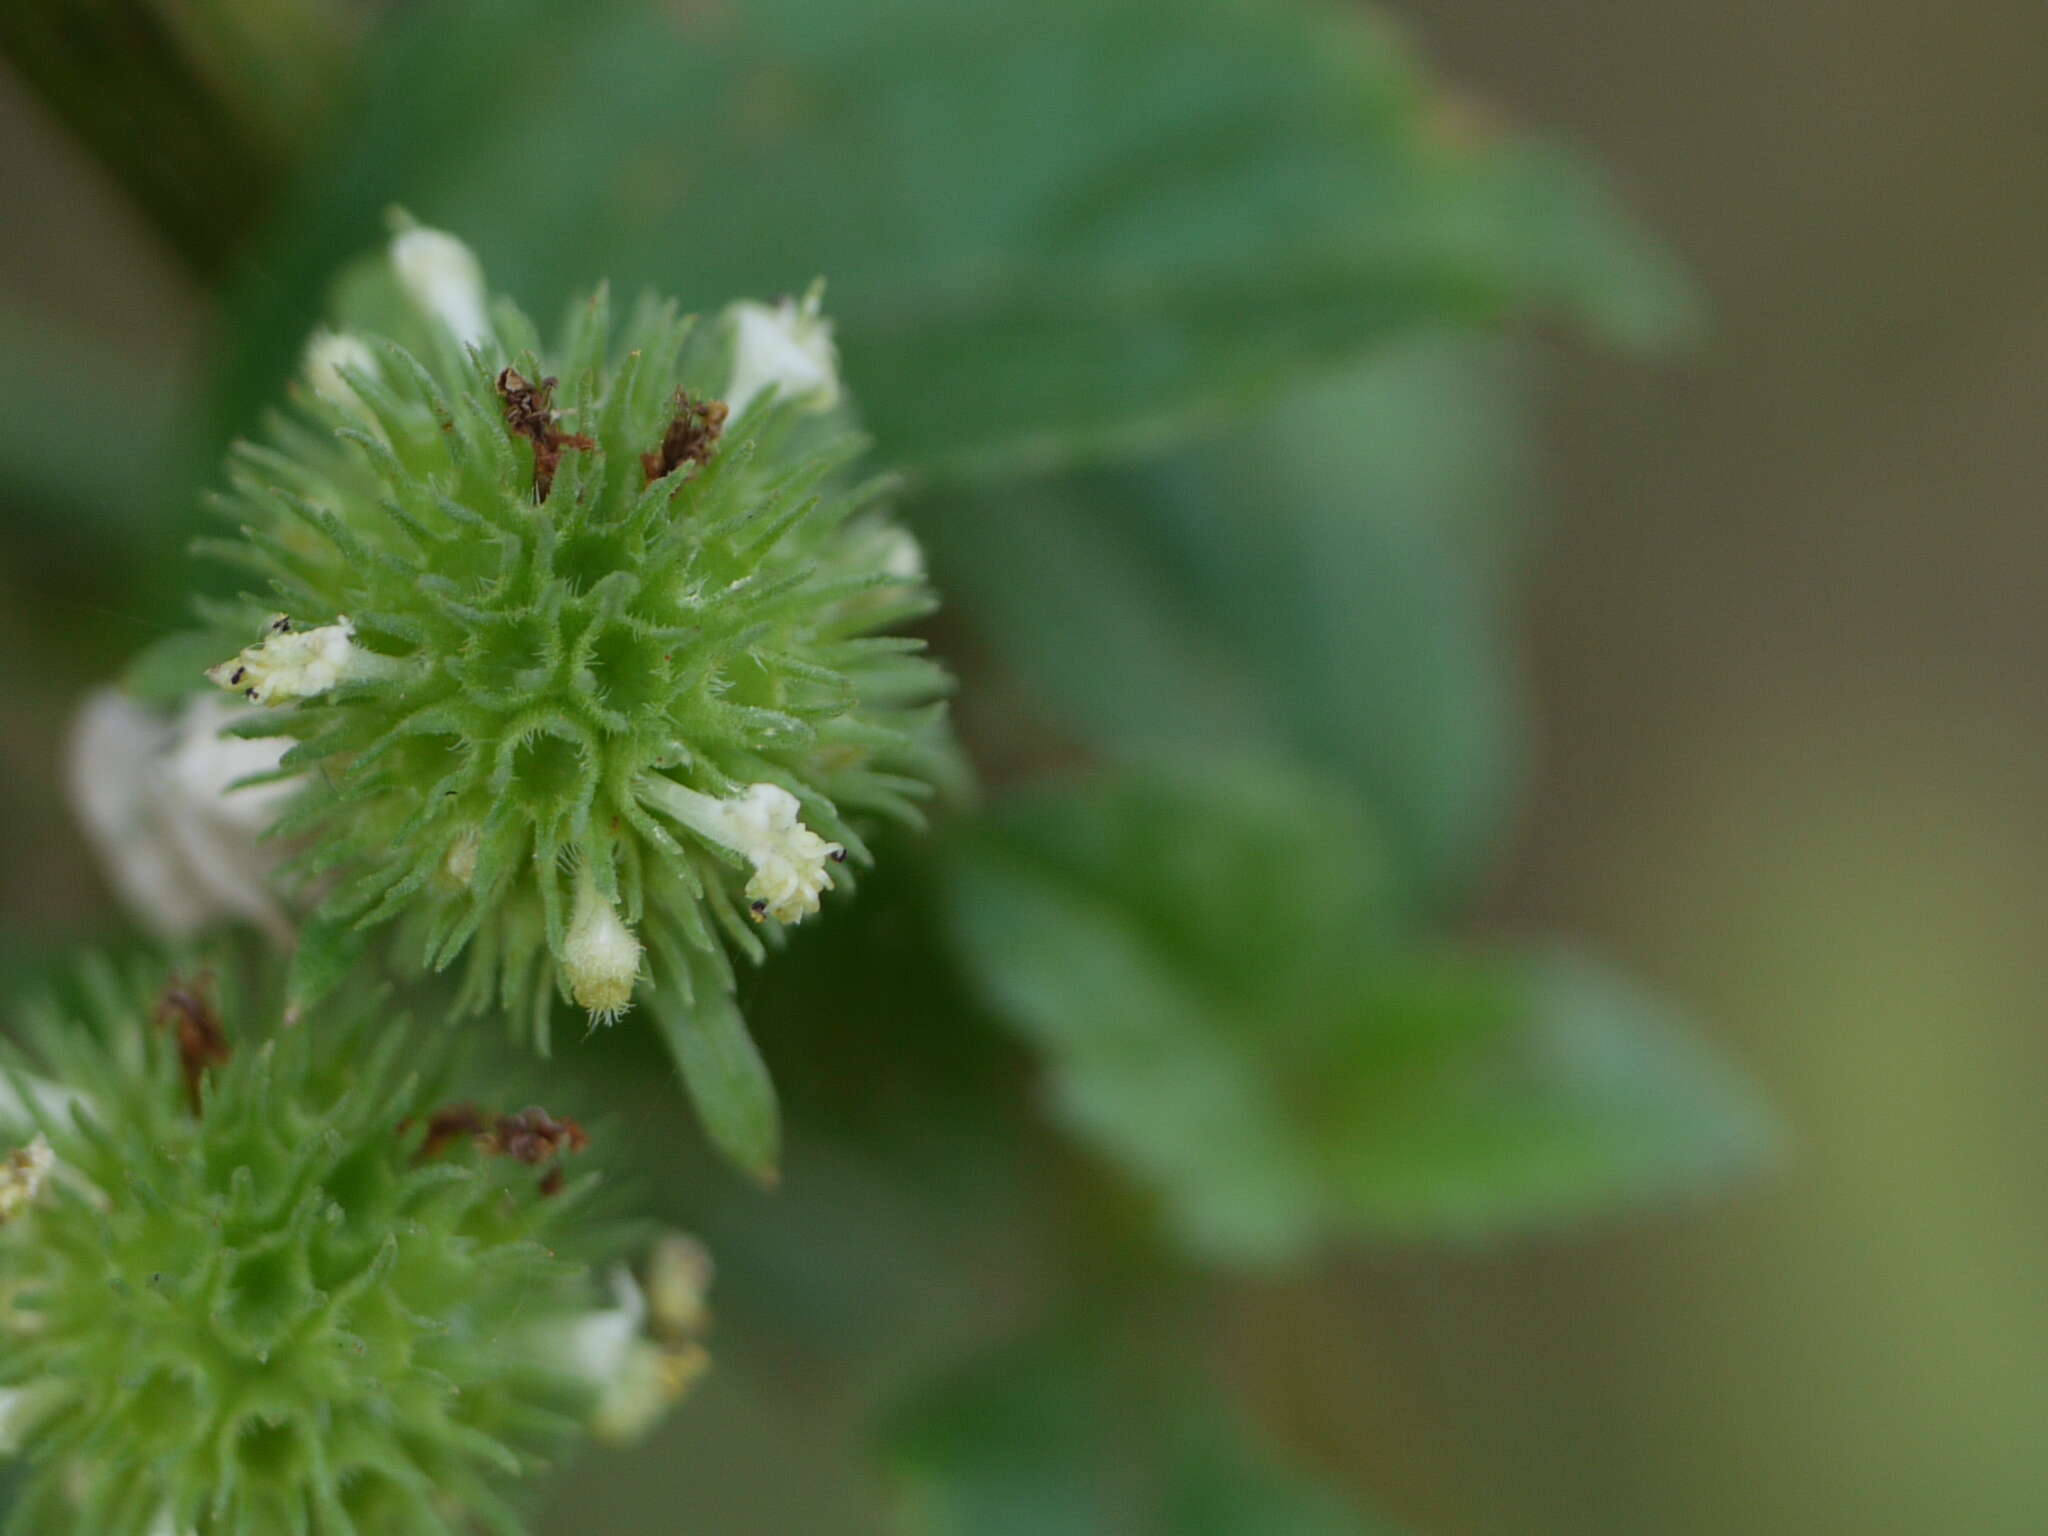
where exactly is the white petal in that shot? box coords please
[390,226,490,347]
[206,616,362,705]
[66,690,295,943]
[724,285,840,419]
[303,328,380,412]
[559,1268,648,1387]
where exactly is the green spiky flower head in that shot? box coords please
[196,221,952,1051]
[0,958,697,1535]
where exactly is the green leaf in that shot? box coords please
[885,1320,1403,1536]
[209,0,1691,480]
[943,762,1774,1261]
[1165,1418,1402,1536]
[920,340,1526,906]
[1316,946,1780,1236]
[648,982,783,1186]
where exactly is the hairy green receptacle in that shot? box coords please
[192,230,953,1064]
[0,959,633,1535]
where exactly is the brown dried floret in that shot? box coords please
[498,366,596,501]
[406,1100,590,1193]
[486,1104,591,1165]
[153,972,231,1116]
[403,1101,489,1161]
[640,391,729,483]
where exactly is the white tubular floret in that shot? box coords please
[723,281,840,419]
[67,690,296,943]
[639,779,844,924]
[537,1262,708,1446]
[207,615,395,706]
[390,225,491,348]
[302,328,381,413]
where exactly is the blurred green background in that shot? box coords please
[3,0,2045,1532]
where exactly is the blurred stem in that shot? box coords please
[0,0,371,277]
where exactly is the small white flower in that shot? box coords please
[67,690,296,943]
[541,1263,708,1446]
[0,1137,53,1225]
[880,527,926,582]
[390,225,490,348]
[560,1266,647,1388]
[563,874,641,1022]
[206,615,368,705]
[840,519,925,584]
[302,328,380,413]
[724,282,840,419]
[725,783,844,922]
[641,780,844,924]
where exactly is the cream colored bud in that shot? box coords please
[564,875,641,1022]
[645,1232,715,1341]
[443,826,481,887]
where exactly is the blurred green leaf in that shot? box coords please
[1165,1419,1402,1536]
[921,341,1525,905]
[0,314,180,548]
[0,1,358,276]
[944,761,1774,1261]
[1319,946,1779,1234]
[649,981,783,1186]
[209,0,1691,481]
[885,1320,1402,1536]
